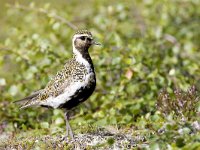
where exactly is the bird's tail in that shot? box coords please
[13,90,41,109]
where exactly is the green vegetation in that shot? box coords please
[0,0,200,149]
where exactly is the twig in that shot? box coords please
[7,4,78,30]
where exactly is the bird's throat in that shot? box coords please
[73,48,93,67]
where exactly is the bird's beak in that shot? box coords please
[92,40,101,45]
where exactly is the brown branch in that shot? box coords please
[7,4,78,30]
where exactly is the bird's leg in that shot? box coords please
[64,111,74,140]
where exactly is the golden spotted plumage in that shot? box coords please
[38,57,88,101]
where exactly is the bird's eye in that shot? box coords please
[87,38,92,42]
[80,36,85,40]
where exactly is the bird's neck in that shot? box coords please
[73,48,93,68]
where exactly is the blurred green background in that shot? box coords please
[0,0,200,148]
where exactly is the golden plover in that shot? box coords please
[15,30,100,139]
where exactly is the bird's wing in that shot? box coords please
[15,67,72,109]
[14,59,77,109]
[38,59,76,101]
[15,58,87,108]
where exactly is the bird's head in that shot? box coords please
[72,30,100,51]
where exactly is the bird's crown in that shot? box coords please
[74,30,92,38]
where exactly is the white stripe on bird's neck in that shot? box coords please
[72,38,90,68]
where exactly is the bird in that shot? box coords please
[14,30,100,140]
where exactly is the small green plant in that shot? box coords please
[156,85,199,121]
